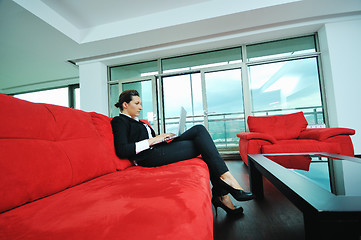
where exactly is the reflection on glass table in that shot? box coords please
[264,154,361,196]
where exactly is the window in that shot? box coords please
[110,60,158,80]
[248,57,323,124]
[108,35,325,152]
[162,73,203,133]
[122,80,154,122]
[14,85,80,109]
[162,47,242,73]
[247,36,316,61]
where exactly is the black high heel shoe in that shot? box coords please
[212,196,243,216]
[218,179,254,202]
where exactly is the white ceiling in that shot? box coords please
[42,0,213,29]
[12,0,302,43]
[1,0,361,93]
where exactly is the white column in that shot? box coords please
[78,61,108,116]
[318,18,361,154]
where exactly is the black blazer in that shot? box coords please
[111,114,156,160]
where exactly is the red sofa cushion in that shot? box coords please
[0,95,71,212]
[248,112,308,140]
[0,139,73,213]
[0,159,213,240]
[262,139,341,154]
[90,112,132,170]
[0,94,56,140]
[0,94,118,213]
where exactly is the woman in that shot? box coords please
[111,90,254,216]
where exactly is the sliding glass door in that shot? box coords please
[161,66,246,151]
[162,73,203,133]
[203,67,245,151]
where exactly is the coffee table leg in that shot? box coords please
[249,157,264,199]
[303,214,320,240]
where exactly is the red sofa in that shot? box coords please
[0,94,213,240]
[237,112,355,166]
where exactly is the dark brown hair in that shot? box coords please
[114,90,139,111]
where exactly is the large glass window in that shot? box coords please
[109,60,158,125]
[162,73,203,133]
[248,57,323,124]
[108,34,325,153]
[14,86,80,109]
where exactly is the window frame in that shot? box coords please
[108,34,327,140]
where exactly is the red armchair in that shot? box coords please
[237,112,355,166]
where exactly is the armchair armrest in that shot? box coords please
[299,128,355,141]
[236,132,277,144]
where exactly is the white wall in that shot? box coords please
[318,18,361,154]
[79,62,108,115]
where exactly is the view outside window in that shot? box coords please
[163,73,203,133]
[15,88,69,107]
[14,86,80,109]
[204,68,245,150]
[249,57,323,124]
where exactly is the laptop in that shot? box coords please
[152,106,187,145]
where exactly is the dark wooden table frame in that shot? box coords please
[248,153,361,240]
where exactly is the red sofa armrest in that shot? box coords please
[237,132,277,144]
[139,119,151,127]
[299,128,355,141]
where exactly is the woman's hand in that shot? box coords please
[148,133,176,146]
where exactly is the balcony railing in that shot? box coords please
[164,106,324,152]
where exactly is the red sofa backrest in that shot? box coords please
[248,112,308,140]
[0,94,131,213]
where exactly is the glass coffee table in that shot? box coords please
[248,153,361,240]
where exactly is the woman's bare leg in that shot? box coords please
[219,171,243,190]
[218,194,236,209]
